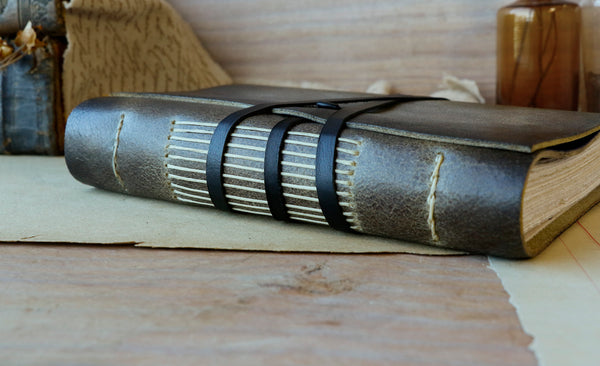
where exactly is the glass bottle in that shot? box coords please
[582,0,600,112]
[496,0,581,110]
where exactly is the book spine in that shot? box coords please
[0,38,63,155]
[65,95,537,258]
[0,0,64,35]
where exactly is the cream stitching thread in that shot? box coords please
[164,119,360,226]
[112,114,127,191]
[427,153,444,242]
[165,120,178,200]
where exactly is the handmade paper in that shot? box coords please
[0,156,458,254]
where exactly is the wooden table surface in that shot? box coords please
[0,244,536,365]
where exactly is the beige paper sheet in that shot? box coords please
[490,205,600,365]
[62,0,232,118]
[0,156,458,254]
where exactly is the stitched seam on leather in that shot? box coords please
[165,120,212,207]
[164,120,179,200]
[339,139,360,231]
[112,114,127,191]
[427,153,444,242]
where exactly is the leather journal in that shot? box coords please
[64,85,600,258]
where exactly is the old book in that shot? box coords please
[0,0,64,35]
[64,85,600,258]
[0,37,65,154]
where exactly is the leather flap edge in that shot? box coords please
[113,85,600,154]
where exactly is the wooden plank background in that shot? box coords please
[0,245,536,365]
[168,0,508,102]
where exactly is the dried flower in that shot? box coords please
[0,21,47,71]
[0,38,13,59]
[14,21,45,54]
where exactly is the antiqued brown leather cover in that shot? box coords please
[64,85,600,258]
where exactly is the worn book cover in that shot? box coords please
[64,85,600,258]
[0,37,65,154]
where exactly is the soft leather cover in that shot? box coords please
[65,85,600,258]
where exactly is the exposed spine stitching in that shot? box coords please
[165,119,361,227]
[427,153,444,242]
[112,114,127,191]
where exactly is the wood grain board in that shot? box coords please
[0,245,536,365]
[168,0,507,102]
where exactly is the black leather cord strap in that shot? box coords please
[206,104,275,211]
[207,101,335,210]
[264,116,306,221]
[207,95,441,213]
[315,96,441,231]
